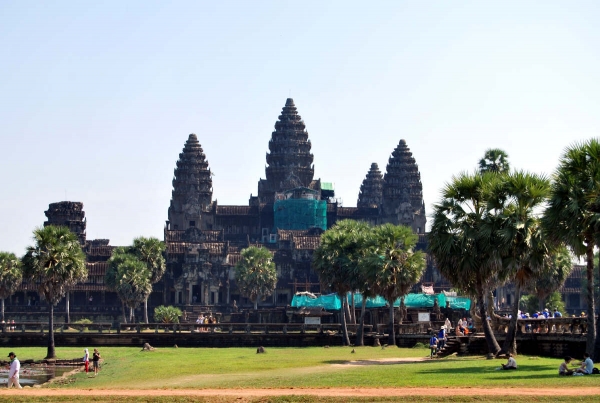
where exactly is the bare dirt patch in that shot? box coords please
[0,387,599,398]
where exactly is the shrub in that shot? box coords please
[154,305,182,323]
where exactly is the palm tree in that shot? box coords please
[22,226,87,359]
[234,246,277,311]
[428,172,507,355]
[489,171,550,355]
[313,220,368,346]
[361,224,425,346]
[0,252,23,323]
[479,148,510,174]
[106,249,152,323]
[542,139,600,358]
[131,237,166,324]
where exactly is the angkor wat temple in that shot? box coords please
[12,98,433,314]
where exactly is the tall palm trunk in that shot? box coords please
[501,281,521,355]
[130,307,135,323]
[344,295,352,326]
[46,304,56,359]
[477,280,501,355]
[583,242,597,357]
[1,298,4,323]
[121,302,128,324]
[355,297,367,346]
[350,292,356,324]
[144,297,149,324]
[339,294,350,346]
[65,291,70,324]
[388,302,396,346]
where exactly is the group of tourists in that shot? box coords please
[196,313,216,332]
[558,353,597,376]
[429,325,448,357]
[82,348,101,376]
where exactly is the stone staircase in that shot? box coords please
[437,336,469,358]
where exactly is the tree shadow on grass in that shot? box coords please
[418,364,559,380]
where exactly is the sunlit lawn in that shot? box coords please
[6,346,598,390]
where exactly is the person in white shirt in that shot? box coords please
[7,352,22,389]
[576,353,594,374]
[501,353,517,370]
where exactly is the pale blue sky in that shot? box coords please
[1,1,599,254]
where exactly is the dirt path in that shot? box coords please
[0,387,599,397]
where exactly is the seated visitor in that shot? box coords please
[501,354,517,370]
[575,353,594,375]
[559,356,573,376]
[554,308,562,318]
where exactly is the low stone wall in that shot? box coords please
[0,332,345,349]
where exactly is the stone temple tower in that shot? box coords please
[44,201,87,245]
[357,163,384,209]
[257,98,315,204]
[168,134,213,231]
[381,139,426,234]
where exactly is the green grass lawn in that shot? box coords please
[5,345,598,390]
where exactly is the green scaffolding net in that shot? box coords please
[291,293,471,310]
[274,198,327,230]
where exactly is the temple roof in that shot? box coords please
[260,99,315,201]
[357,162,383,209]
[382,139,423,203]
[169,134,213,222]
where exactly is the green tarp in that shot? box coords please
[291,293,471,310]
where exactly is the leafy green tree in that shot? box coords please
[478,148,510,174]
[234,246,277,311]
[106,248,152,323]
[313,220,368,346]
[22,225,87,359]
[489,171,551,355]
[520,291,566,315]
[428,172,508,355]
[542,139,600,358]
[527,246,572,311]
[361,224,425,346]
[154,305,182,323]
[131,237,166,324]
[0,252,23,323]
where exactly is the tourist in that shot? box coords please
[92,348,101,376]
[196,314,204,332]
[559,356,573,376]
[429,332,438,358]
[437,326,446,350]
[542,309,550,319]
[554,308,562,318]
[83,348,89,373]
[444,317,451,331]
[7,352,22,389]
[575,353,594,375]
[501,353,517,370]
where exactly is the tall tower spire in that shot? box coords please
[168,134,213,231]
[357,163,383,209]
[258,98,315,203]
[381,140,426,233]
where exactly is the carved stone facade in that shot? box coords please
[168,133,213,232]
[162,99,429,308]
[20,99,430,313]
[381,139,427,234]
[357,163,383,209]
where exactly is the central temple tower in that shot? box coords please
[257,98,315,204]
